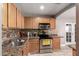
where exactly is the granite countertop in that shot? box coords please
[28,36,63,39]
[52,36,63,38]
[21,37,39,39]
[20,35,63,39]
[68,44,76,50]
[29,37,39,39]
[2,39,28,56]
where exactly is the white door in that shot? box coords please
[65,23,76,45]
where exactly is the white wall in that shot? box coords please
[0,3,2,55]
[56,6,76,46]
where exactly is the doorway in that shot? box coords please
[65,23,76,45]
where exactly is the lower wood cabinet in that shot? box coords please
[72,48,77,56]
[17,38,60,55]
[52,37,60,50]
[29,39,39,54]
[22,46,29,56]
[18,45,29,56]
[17,39,39,56]
[17,41,29,56]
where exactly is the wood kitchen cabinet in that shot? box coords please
[24,17,33,29]
[52,37,60,50]
[72,48,77,56]
[2,3,56,29]
[18,46,28,56]
[21,16,24,29]
[32,18,39,29]
[2,3,8,29]
[18,41,29,56]
[17,9,22,29]
[2,3,24,29]
[8,3,17,28]
[24,17,56,29]
[38,17,50,23]
[32,17,50,29]
[22,46,29,56]
[50,18,56,29]
[29,39,39,54]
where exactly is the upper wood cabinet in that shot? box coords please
[32,17,50,29]
[32,18,39,29]
[17,9,22,29]
[21,16,24,29]
[24,17,33,29]
[2,3,24,29]
[24,17,56,29]
[50,18,56,29]
[8,3,17,28]
[38,17,50,23]
[2,3,8,29]
[2,3,56,29]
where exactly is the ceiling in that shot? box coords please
[15,3,75,17]
[57,6,76,20]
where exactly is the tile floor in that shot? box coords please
[29,46,72,56]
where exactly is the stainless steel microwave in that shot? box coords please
[38,23,50,29]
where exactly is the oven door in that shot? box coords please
[42,39,52,46]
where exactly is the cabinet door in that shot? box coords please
[2,3,8,28]
[21,16,24,29]
[24,17,33,29]
[38,17,49,23]
[34,39,39,53]
[22,46,28,56]
[17,9,22,29]
[29,39,39,54]
[50,18,56,29]
[8,4,17,28]
[32,18,39,29]
[52,38,60,50]
[72,49,77,56]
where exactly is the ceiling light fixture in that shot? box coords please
[40,5,44,10]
